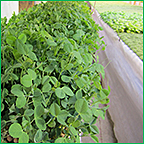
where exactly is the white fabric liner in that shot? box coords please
[92,9,143,143]
[1,1,19,21]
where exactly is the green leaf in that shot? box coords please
[55,137,65,143]
[69,126,77,136]
[22,120,29,129]
[94,63,105,79]
[18,33,27,44]
[83,53,93,64]
[80,108,93,122]
[61,100,67,108]
[41,30,53,40]
[19,132,29,143]
[76,29,85,36]
[27,51,38,61]
[11,88,24,97]
[55,88,66,99]
[35,117,46,130]
[67,117,75,124]
[49,102,61,116]
[2,88,8,99]
[34,104,44,117]
[24,109,34,116]
[9,123,23,138]
[13,63,22,68]
[72,120,81,128]
[15,39,26,55]
[90,125,99,134]
[47,39,57,46]
[62,86,74,96]
[64,42,73,53]
[76,89,82,99]
[16,96,26,108]
[42,83,51,93]
[44,64,54,73]
[92,108,105,120]
[90,134,99,143]
[57,110,70,125]
[6,35,16,46]
[42,132,49,142]
[27,69,37,80]
[1,120,6,129]
[61,60,66,69]
[34,129,43,143]
[75,78,84,89]
[1,103,4,112]
[61,75,71,83]
[42,76,50,85]
[21,74,32,87]
[11,73,18,80]
[51,76,58,86]
[75,98,88,114]
[73,34,80,41]
[73,51,82,64]
[48,120,56,127]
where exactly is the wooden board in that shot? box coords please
[19,1,34,12]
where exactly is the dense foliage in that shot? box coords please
[1,1,110,143]
[100,11,143,33]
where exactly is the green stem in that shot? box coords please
[46,92,53,105]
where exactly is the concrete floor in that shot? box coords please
[81,110,118,143]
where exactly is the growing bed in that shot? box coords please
[1,1,110,143]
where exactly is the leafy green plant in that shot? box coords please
[1,1,110,143]
[100,11,143,33]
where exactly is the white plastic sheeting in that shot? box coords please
[1,1,19,21]
[92,9,143,143]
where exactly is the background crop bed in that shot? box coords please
[90,1,143,61]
